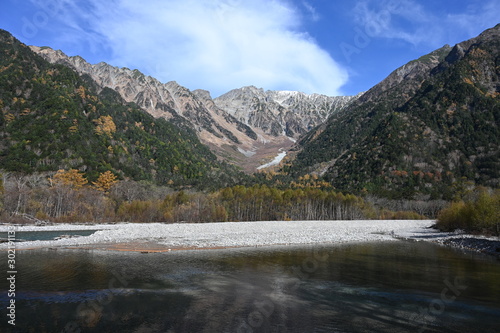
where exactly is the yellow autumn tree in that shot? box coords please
[92,171,118,193]
[51,169,88,189]
[93,115,116,137]
[76,85,86,99]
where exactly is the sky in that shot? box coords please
[1,0,499,97]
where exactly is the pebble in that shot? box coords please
[1,220,434,250]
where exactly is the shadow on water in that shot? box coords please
[1,241,499,332]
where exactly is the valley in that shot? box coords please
[0,24,499,202]
[30,46,360,172]
[1,5,500,333]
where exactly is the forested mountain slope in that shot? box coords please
[32,46,359,172]
[288,24,500,199]
[0,29,243,188]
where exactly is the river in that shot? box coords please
[1,241,499,332]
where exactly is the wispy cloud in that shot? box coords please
[444,1,500,39]
[352,0,500,48]
[302,1,320,22]
[31,0,348,96]
[353,0,435,46]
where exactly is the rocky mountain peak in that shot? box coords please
[30,45,360,172]
[214,86,360,138]
[192,89,213,101]
[31,46,347,171]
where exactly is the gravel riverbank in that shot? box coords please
[435,236,500,258]
[1,220,499,257]
[393,224,500,258]
[1,220,432,251]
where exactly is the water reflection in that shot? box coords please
[1,241,499,332]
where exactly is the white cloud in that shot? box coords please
[302,1,320,22]
[35,0,348,96]
[444,1,500,40]
[352,0,500,48]
[352,0,434,46]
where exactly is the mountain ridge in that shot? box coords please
[31,46,359,172]
[4,23,499,199]
[0,29,242,188]
[214,85,360,138]
[288,24,500,199]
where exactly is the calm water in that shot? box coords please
[0,230,98,242]
[1,241,500,333]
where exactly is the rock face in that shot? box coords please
[30,46,255,144]
[31,46,359,171]
[214,86,360,138]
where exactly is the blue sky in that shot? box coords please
[1,0,499,97]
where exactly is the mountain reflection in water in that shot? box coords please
[1,241,499,333]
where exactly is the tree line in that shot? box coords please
[0,170,429,224]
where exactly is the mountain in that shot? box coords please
[214,85,359,138]
[0,29,242,188]
[30,47,360,172]
[288,24,500,199]
[30,46,258,165]
[4,23,498,199]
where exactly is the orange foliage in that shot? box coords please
[392,170,408,177]
[92,171,118,193]
[93,115,116,137]
[76,85,86,99]
[51,169,88,189]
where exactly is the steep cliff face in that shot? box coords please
[214,86,360,138]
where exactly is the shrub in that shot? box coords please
[117,200,166,223]
[378,209,427,220]
[436,188,500,235]
[436,201,468,231]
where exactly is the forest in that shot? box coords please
[0,29,499,235]
[7,169,499,237]
[0,29,243,190]
[0,170,434,224]
[287,34,500,200]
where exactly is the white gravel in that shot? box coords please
[0,220,434,250]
